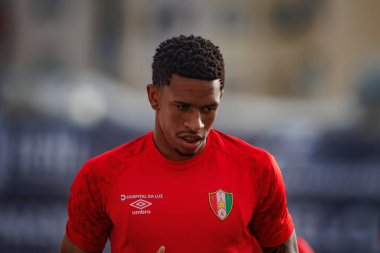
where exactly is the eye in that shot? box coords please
[202,106,217,113]
[176,104,189,111]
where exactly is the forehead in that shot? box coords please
[162,74,222,102]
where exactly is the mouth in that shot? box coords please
[178,133,205,151]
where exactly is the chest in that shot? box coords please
[107,156,259,252]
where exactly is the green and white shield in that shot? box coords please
[208,189,233,221]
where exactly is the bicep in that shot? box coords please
[261,230,299,253]
[60,233,101,253]
[252,157,294,246]
[65,162,110,251]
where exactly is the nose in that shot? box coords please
[184,110,205,132]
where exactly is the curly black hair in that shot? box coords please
[152,35,225,90]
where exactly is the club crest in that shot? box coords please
[208,189,233,221]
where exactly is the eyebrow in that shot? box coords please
[173,101,219,107]
[173,101,190,105]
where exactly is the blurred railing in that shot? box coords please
[0,111,379,253]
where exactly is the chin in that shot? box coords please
[175,149,199,158]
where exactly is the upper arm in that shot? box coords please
[65,162,111,252]
[261,230,299,253]
[251,155,294,246]
[60,233,100,253]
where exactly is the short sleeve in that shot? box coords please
[251,155,294,247]
[66,161,111,252]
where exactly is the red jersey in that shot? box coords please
[66,129,294,253]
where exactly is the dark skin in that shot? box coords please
[147,74,222,162]
[60,75,299,253]
[262,230,299,253]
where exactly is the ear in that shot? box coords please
[147,84,160,110]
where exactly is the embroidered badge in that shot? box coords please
[208,189,233,221]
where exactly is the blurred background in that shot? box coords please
[0,0,380,252]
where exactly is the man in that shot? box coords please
[60,35,298,253]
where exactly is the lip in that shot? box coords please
[177,133,205,151]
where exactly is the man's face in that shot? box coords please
[147,74,223,161]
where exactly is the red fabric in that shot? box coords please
[297,237,315,253]
[66,129,294,252]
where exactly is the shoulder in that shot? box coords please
[76,133,150,188]
[210,129,275,168]
[90,133,149,166]
[209,129,280,189]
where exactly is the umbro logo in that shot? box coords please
[130,199,152,210]
[120,193,164,215]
